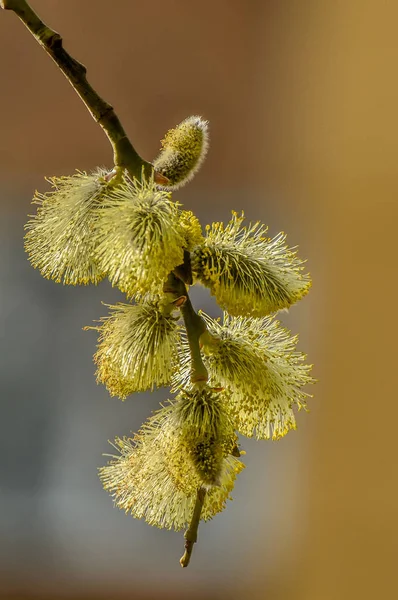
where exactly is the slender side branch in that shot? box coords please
[0,0,152,180]
[180,487,206,568]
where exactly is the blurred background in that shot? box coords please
[0,1,397,598]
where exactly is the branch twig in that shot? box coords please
[164,273,208,384]
[0,0,153,180]
[180,487,206,568]
[180,295,208,384]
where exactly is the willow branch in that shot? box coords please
[180,487,206,568]
[0,0,153,180]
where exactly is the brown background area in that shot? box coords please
[0,1,397,599]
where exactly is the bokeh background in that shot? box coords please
[1,1,397,599]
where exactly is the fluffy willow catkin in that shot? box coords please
[93,176,187,298]
[191,212,311,317]
[24,169,110,285]
[171,388,237,486]
[99,399,244,531]
[153,116,209,190]
[173,312,314,440]
[88,300,181,399]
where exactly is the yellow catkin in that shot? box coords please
[153,116,209,190]
[173,312,314,440]
[89,300,181,398]
[24,169,110,285]
[99,401,244,530]
[191,212,312,317]
[93,176,186,298]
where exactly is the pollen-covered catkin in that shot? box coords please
[191,212,311,317]
[89,299,181,399]
[93,176,186,298]
[99,401,244,531]
[25,169,110,285]
[172,388,237,486]
[173,312,314,440]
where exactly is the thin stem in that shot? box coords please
[0,0,153,180]
[163,273,208,567]
[164,273,208,384]
[180,487,206,568]
[180,295,208,383]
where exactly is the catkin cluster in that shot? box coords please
[24,116,314,550]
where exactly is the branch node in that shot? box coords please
[44,29,62,49]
